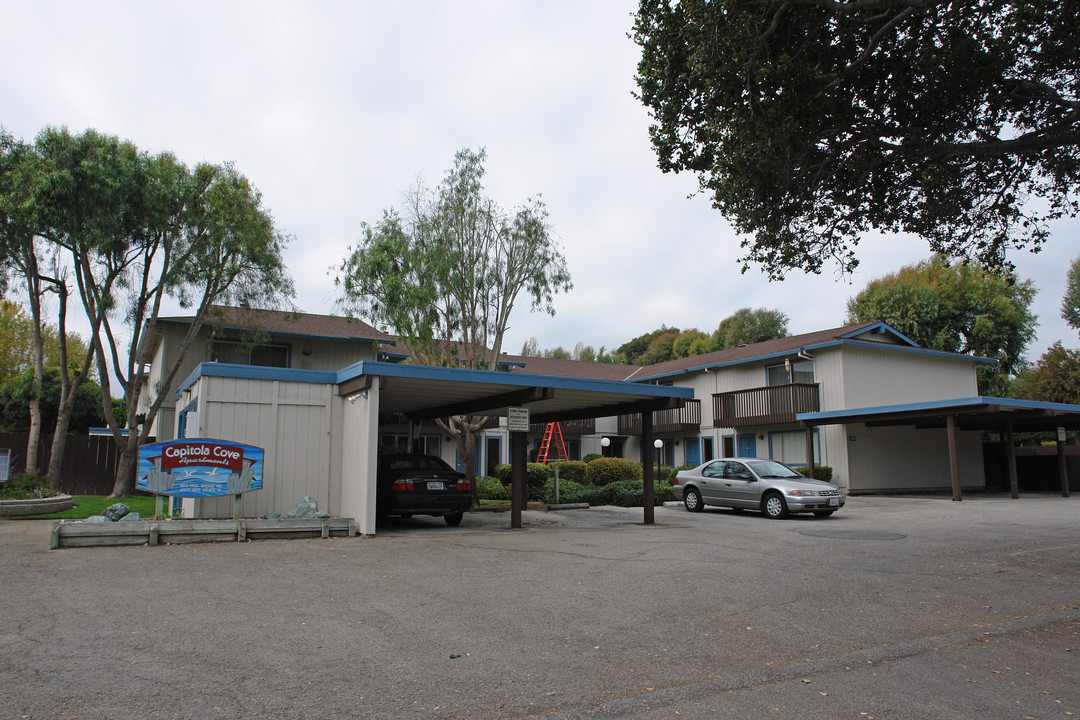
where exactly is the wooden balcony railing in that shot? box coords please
[529,418,596,436]
[618,399,701,436]
[713,383,820,428]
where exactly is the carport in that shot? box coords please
[335,361,694,533]
[797,397,1080,501]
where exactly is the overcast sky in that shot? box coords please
[2,1,1076,361]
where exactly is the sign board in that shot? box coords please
[507,406,530,433]
[137,439,265,497]
[1059,426,1067,443]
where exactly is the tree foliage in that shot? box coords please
[713,307,789,349]
[335,148,571,483]
[336,148,571,369]
[1064,255,1080,334]
[0,301,88,385]
[1013,342,1080,405]
[0,367,104,435]
[846,256,1037,396]
[633,1,1080,278]
[615,325,680,364]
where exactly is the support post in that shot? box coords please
[1057,427,1070,498]
[642,411,655,525]
[947,414,962,501]
[233,493,243,520]
[805,426,816,479]
[1006,419,1019,499]
[511,430,527,529]
[154,495,164,520]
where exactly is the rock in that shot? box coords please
[102,503,131,521]
[286,496,319,519]
[118,512,141,521]
[83,515,109,523]
[315,511,331,519]
[262,513,284,520]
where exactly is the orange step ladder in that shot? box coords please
[536,422,568,464]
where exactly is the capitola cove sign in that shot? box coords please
[138,439,265,497]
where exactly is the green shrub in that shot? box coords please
[582,453,603,464]
[0,470,57,499]
[492,463,551,499]
[581,479,672,507]
[585,457,642,486]
[793,465,833,482]
[543,478,589,504]
[548,460,587,483]
[476,476,509,501]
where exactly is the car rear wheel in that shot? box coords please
[761,493,789,519]
[813,510,835,518]
[683,487,704,513]
[445,512,464,527]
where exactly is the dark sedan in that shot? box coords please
[376,453,472,526]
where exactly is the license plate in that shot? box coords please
[427,481,445,491]
[828,498,839,507]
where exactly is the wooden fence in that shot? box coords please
[0,432,139,496]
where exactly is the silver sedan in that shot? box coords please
[673,458,845,519]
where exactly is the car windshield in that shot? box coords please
[387,456,453,472]
[745,460,802,479]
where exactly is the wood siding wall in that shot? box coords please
[191,376,337,519]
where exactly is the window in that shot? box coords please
[0,448,9,483]
[212,340,289,368]
[768,429,820,466]
[766,359,814,386]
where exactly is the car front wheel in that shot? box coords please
[761,493,789,519]
[683,487,704,513]
[445,512,464,527]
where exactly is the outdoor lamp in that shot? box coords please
[654,438,663,477]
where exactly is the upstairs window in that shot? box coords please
[212,340,290,368]
[766,359,814,386]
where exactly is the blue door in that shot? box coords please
[685,437,701,467]
[737,434,757,458]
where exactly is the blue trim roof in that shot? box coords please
[176,360,695,402]
[798,396,1080,423]
[336,360,694,400]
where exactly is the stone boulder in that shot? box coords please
[102,503,131,521]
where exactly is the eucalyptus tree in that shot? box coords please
[336,148,572,482]
[634,1,1080,278]
[34,127,292,495]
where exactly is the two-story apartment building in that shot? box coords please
[145,308,1011,500]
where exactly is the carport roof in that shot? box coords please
[337,361,694,423]
[797,396,1080,432]
[178,360,694,423]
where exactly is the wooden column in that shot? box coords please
[511,430,527,529]
[642,411,655,525]
[1005,419,1019,499]
[1057,427,1070,498]
[805,426,816,479]
[947,414,962,501]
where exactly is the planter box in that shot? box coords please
[0,494,74,517]
[50,516,356,549]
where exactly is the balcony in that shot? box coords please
[618,399,701,435]
[713,383,820,428]
[529,418,596,436]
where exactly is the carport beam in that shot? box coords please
[805,426,816,479]
[510,430,527,529]
[642,411,654,525]
[1006,419,1019,499]
[1058,431,1070,498]
[947,414,962,501]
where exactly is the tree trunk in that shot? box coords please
[110,436,140,497]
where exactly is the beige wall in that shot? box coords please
[146,323,380,442]
[185,375,339,519]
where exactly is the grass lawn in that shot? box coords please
[6,495,159,521]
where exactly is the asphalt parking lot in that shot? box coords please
[2,494,1078,720]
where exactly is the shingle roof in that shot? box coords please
[498,354,643,381]
[158,306,393,343]
[632,322,881,379]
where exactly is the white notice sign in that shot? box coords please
[507,406,530,432]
